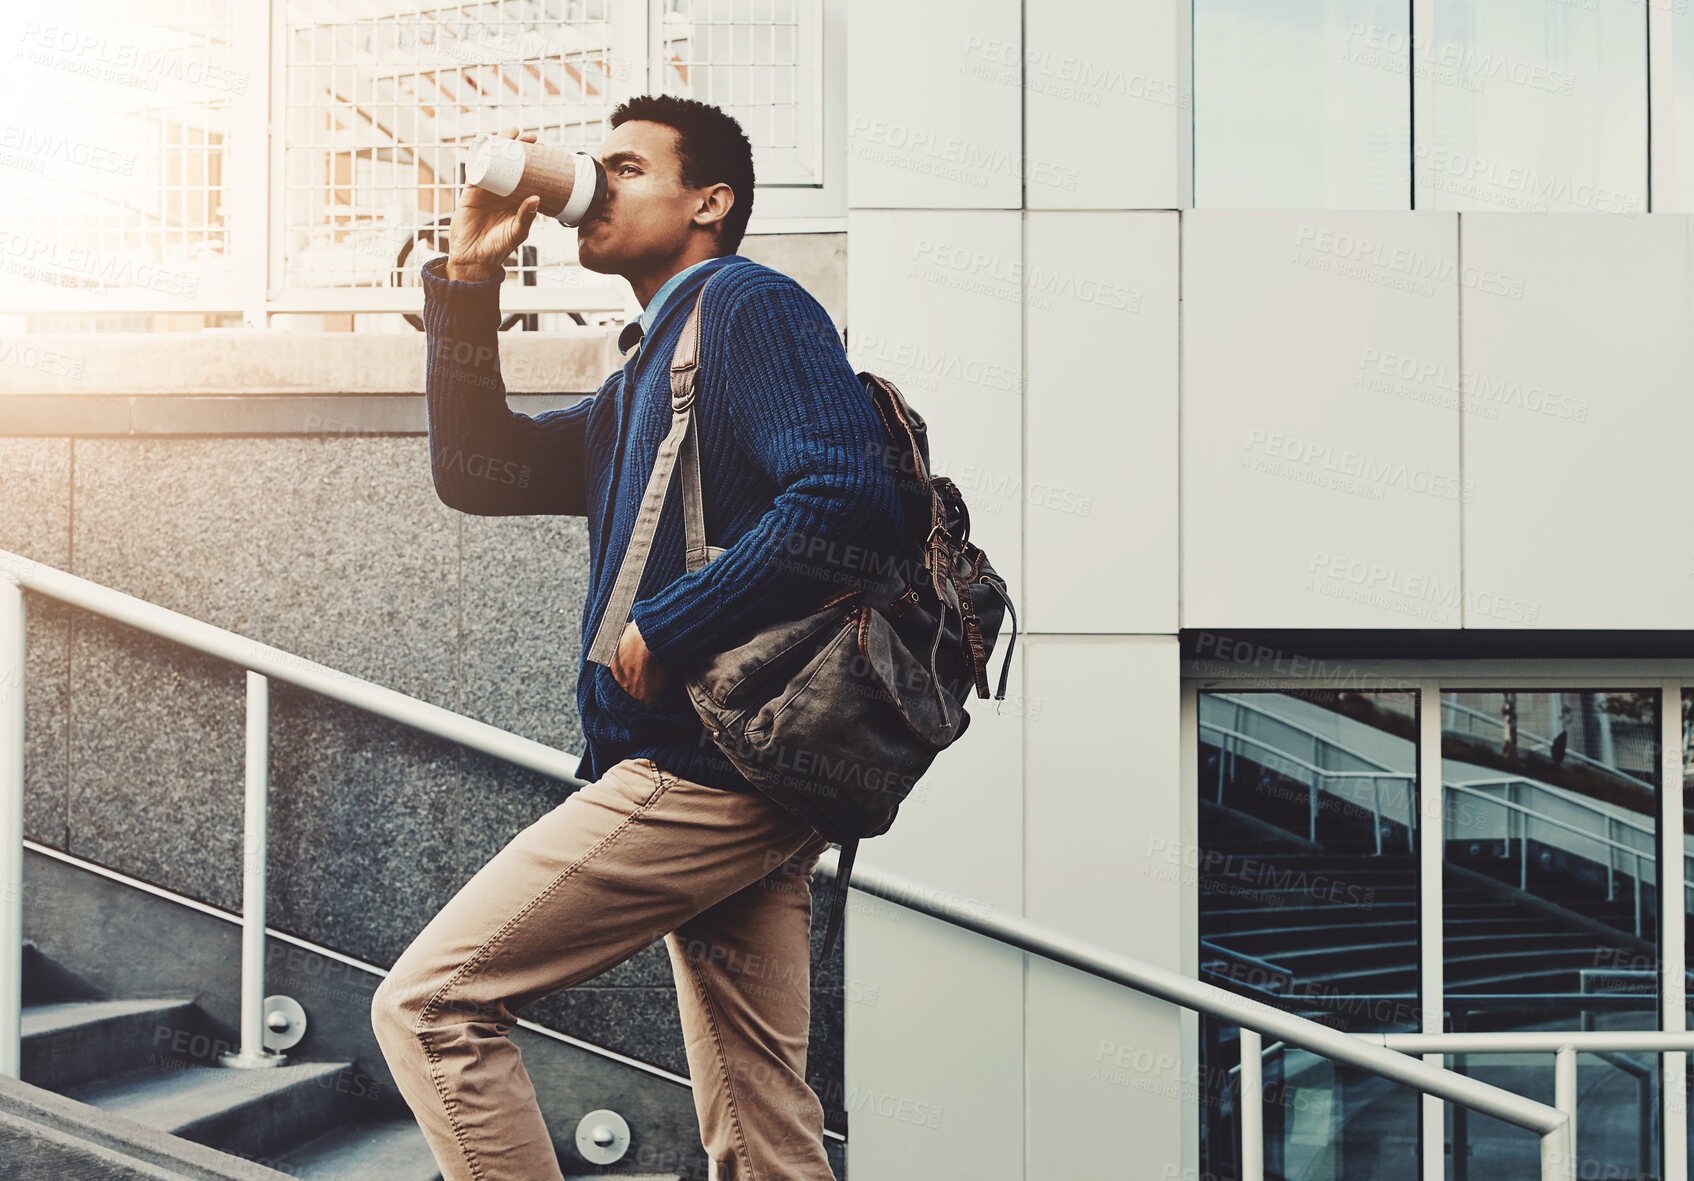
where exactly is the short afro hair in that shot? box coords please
[609,94,756,255]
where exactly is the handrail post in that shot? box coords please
[0,574,24,1079]
[218,671,285,1069]
[1308,773,1318,843]
[1515,783,1528,891]
[1217,702,1235,803]
[1633,851,1643,940]
[1605,816,1617,902]
[1550,1045,1576,1181]
[1540,1117,1575,1181]
[1239,1027,1263,1181]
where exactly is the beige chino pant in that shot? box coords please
[370,756,838,1181]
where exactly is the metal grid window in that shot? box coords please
[1,1,242,313]
[0,0,830,328]
[279,0,635,313]
[657,0,821,186]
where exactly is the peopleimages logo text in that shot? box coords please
[1414,145,1640,215]
[1341,23,1577,96]
[848,117,1079,191]
[1294,225,1526,299]
[19,22,250,94]
[1242,428,1475,504]
[1358,348,1590,422]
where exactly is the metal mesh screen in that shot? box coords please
[1,0,242,311]
[280,0,631,308]
[656,0,820,186]
[0,0,823,322]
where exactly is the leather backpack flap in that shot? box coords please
[744,609,944,820]
[690,599,856,712]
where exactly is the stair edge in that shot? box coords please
[0,1070,297,1180]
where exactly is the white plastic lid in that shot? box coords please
[464,134,524,197]
[558,152,600,226]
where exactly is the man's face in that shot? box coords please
[575,119,720,274]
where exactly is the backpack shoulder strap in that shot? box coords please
[820,837,857,959]
[583,265,733,667]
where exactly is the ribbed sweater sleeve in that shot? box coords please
[420,253,595,516]
[627,272,908,670]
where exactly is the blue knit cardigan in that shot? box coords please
[420,252,908,793]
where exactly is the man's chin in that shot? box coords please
[575,231,623,275]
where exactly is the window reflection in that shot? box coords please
[1679,690,1694,1164]
[1443,1053,1661,1180]
[1673,13,1694,209]
[1194,0,1412,208]
[1442,690,1659,1030]
[1441,690,1659,1177]
[1198,689,1420,1181]
[1418,0,1646,213]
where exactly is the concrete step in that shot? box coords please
[61,1058,358,1161]
[0,1069,296,1180]
[265,1110,687,1180]
[263,1116,442,1180]
[22,996,204,1092]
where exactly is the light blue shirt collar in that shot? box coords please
[639,257,716,337]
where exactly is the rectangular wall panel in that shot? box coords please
[846,913,1024,1180]
[1026,0,1191,209]
[846,0,1022,209]
[1461,212,1694,628]
[1025,637,1180,954]
[1024,637,1183,1175]
[1181,210,1463,628]
[1027,212,1178,633]
[1026,965,1185,1177]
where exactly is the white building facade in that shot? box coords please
[841,2,1694,1179]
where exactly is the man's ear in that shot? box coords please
[694,183,734,233]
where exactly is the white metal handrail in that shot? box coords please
[1,549,1581,1179]
[0,549,585,1078]
[1233,1027,1694,1174]
[0,554,585,785]
[809,847,1581,1180]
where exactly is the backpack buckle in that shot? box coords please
[887,582,922,618]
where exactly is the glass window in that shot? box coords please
[1681,689,1694,1165]
[1672,13,1694,209]
[1441,690,1659,1035]
[1193,0,1412,208]
[1442,1053,1662,1180]
[1417,0,1647,213]
[1198,688,1421,1180]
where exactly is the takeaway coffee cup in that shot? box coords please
[463,133,608,228]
